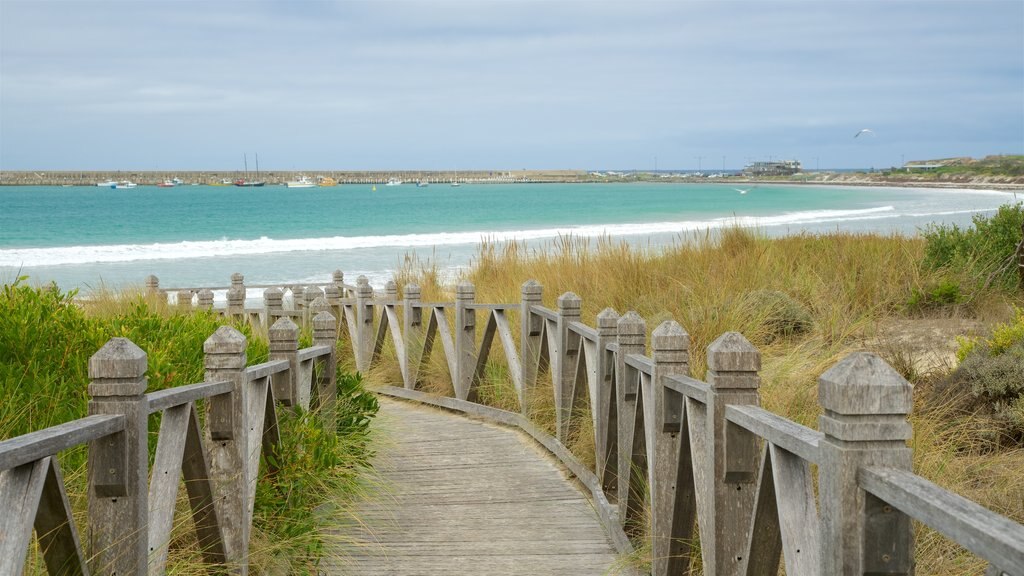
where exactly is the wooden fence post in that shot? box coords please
[227,273,245,319]
[648,321,690,576]
[145,274,160,295]
[403,283,422,389]
[615,311,646,518]
[177,289,193,311]
[695,332,761,576]
[87,338,149,576]
[332,269,345,297]
[520,280,543,413]
[313,310,339,429]
[324,283,342,325]
[554,291,582,441]
[269,317,300,407]
[203,326,250,572]
[454,281,476,400]
[355,276,374,372]
[198,288,214,310]
[264,287,283,332]
[302,286,322,329]
[595,307,620,495]
[818,352,913,575]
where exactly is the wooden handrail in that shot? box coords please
[0,414,124,470]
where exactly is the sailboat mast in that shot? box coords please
[244,153,249,179]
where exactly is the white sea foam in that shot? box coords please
[0,205,988,267]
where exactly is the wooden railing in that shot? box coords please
[174,270,1023,576]
[76,270,1024,574]
[0,310,338,575]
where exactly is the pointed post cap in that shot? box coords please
[404,283,421,298]
[707,332,760,372]
[311,296,330,313]
[230,272,244,285]
[356,275,370,286]
[819,352,912,416]
[597,308,620,332]
[264,287,283,299]
[324,284,341,299]
[145,275,159,289]
[89,338,148,397]
[456,280,475,300]
[521,279,542,297]
[313,310,337,332]
[269,316,300,340]
[204,325,247,354]
[652,320,689,351]
[385,280,398,296]
[557,292,581,313]
[332,269,344,283]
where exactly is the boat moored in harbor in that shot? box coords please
[286,175,315,188]
[385,178,403,186]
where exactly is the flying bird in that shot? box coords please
[733,186,756,195]
[854,128,875,139]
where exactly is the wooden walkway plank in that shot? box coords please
[327,398,625,575]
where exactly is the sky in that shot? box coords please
[1,0,1022,171]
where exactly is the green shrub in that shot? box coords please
[907,278,966,310]
[921,203,1024,292]
[740,290,813,340]
[945,308,1024,443]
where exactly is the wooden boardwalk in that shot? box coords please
[328,398,622,575]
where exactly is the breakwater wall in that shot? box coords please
[0,169,587,186]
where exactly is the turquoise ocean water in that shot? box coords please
[0,182,1015,295]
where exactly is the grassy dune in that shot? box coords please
[369,227,1024,575]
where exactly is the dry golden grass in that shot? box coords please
[359,227,1023,575]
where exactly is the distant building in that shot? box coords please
[742,160,802,176]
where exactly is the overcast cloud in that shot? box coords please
[1,0,1021,170]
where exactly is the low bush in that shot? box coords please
[0,279,378,573]
[921,203,1024,293]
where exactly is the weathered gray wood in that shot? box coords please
[244,358,289,381]
[742,445,783,576]
[701,332,761,576]
[263,287,283,331]
[771,443,820,575]
[725,404,822,464]
[0,457,48,576]
[519,280,544,408]
[226,273,245,318]
[859,466,1024,572]
[30,457,90,575]
[402,283,422,389]
[0,414,123,471]
[531,305,558,322]
[269,317,300,407]
[148,403,190,573]
[331,397,633,575]
[645,320,690,576]
[197,288,214,309]
[355,276,375,372]
[625,352,654,375]
[554,292,582,441]
[615,311,646,520]
[454,281,476,401]
[431,307,458,388]
[180,402,226,566]
[568,320,599,342]
[343,302,360,362]
[146,380,232,413]
[204,326,250,572]
[383,304,406,382]
[592,310,618,493]
[372,299,390,363]
[296,344,331,362]
[87,337,150,576]
[313,310,339,429]
[494,310,523,402]
[472,309,499,401]
[34,457,89,576]
[818,352,913,576]
[664,372,711,404]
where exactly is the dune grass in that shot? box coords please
[1,280,378,574]
[375,227,1023,575]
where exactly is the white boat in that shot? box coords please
[416,181,429,188]
[96,180,117,187]
[385,178,403,186]
[113,181,137,189]
[286,175,315,188]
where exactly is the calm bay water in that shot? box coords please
[0,182,1015,293]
